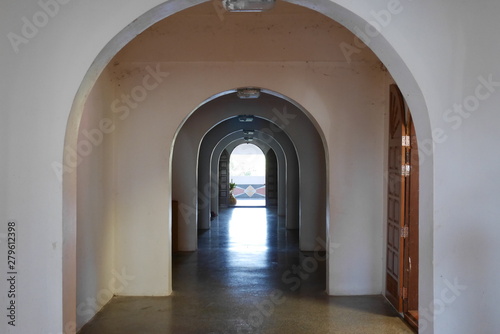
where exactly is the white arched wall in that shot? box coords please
[68,2,430,333]
[209,131,290,218]
[7,0,483,333]
[224,140,272,202]
[199,118,298,228]
[197,118,280,228]
[202,130,283,218]
[173,93,326,251]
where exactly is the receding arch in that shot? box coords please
[173,91,327,252]
[228,143,267,206]
[63,1,434,332]
[199,111,301,230]
[209,131,289,218]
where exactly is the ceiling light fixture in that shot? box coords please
[238,115,254,122]
[237,88,261,99]
[222,0,275,12]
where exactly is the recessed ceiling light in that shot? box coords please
[237,88,261,99]
[222,0,275,12]
[238,115,254,122]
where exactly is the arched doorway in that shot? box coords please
[63,1,434,332]
[172,90,326,252]
[229,143,267,207]
[209,132,286,219]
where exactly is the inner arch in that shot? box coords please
[229,143,267,206]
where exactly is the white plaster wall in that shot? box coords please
[76,68,115,329]
[2,0,500,333]
[111,65,172,296]
[328,66,388,294]
[0,1,174,333]
[426,5,500,332]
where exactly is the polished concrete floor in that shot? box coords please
[79,207,414,334]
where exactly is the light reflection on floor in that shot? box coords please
[79,207,414,334]
[234,199,266,206]
[228,208,269,267]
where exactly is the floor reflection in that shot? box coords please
[227,208,270,267]
[79,207,414,334]
[234,199,266,207]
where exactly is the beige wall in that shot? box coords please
[76,68,115,328]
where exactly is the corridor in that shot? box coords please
[79,208,414,333]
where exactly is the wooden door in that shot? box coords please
[385,84,407,312]
[219,150,229,208]
[403,117,419,329]
[386,85,419,329]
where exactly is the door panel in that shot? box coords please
[385,85,406,312]
[219,150,229,208]
[386,85,419,329]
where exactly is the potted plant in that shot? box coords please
[229,181,237,205]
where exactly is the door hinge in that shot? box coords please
[400,226,408,238]
[401,286,408,299]
[402,135,410,147]
[401,164,410,176]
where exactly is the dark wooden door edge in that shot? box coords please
[404,310,419,332]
